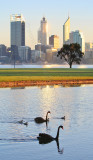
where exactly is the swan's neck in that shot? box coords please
[56,127,60,140]
[46,112,48,120]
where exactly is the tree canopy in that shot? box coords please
[57,43,84,68]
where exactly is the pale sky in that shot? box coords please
[0,0,93,49]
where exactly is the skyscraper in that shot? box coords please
[38,17,48,45]
[10,14,25,47]
[63,16,70,44]
[49,35,60,49]
[0,45,6,56]
[69,30,85,53]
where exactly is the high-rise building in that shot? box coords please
[49,35,60,49]
[85,42,93,51]
[0,44,6,56]
[63,16,70,44]
[35,43,52,55]
[38,17,48,45]
[85,42,93,59]
[69,30,85,53]
[18,46,31,62]
[10,14,25,47]
[0,45,9,63]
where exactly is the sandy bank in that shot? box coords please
[0,79,93,88]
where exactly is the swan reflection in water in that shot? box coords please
[56,140,64,154]
[37,125,64,154]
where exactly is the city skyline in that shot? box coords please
[0,0,93,49]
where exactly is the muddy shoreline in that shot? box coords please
[0,79,93,88]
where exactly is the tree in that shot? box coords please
[57,43,84,68]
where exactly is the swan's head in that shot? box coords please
[60,125,64,130]
[47,111,51,114]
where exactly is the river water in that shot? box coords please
[0,84,93,160]
[0,64,93,68]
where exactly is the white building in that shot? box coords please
[18,46,31,62]
[69,30,85,53]
[38,17,48,45]
[63,16,70,44]
[10,14,25,47]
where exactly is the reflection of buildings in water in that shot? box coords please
[37,85,77,131]
[38,85,47,89]
[53,85,60,88]
[37,85,71,129]
[38,84,82,90]
[38,85,57,117]
[62,84,82,88]
[11,87,25,90]
[38,85,60,90]
[81,84,86,87]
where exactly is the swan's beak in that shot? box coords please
[62,126,64,130]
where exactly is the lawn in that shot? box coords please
[0,68,93,82]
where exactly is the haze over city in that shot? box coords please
[0,0,93,49]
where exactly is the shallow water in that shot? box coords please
[0,85,93,160]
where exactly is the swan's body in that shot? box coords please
[34,111,50,123]
[37,125,63,144]
[18,120,28,126]
[23,122,28,126]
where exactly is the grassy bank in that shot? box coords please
[0,68,93,82]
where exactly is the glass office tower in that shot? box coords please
[10,14,25,47]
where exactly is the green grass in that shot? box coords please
[0,68,93,82]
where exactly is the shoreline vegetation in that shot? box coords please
[0,68,93,88]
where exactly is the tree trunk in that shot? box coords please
[70,63,72,68]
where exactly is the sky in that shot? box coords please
[0,0,93,49]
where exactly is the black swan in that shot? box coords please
[37,125,63,144]
[23,122,28,126]
[61,116,65,120]
[34,111,51,123]
[18,120,23,124]
[18,120,28,126]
